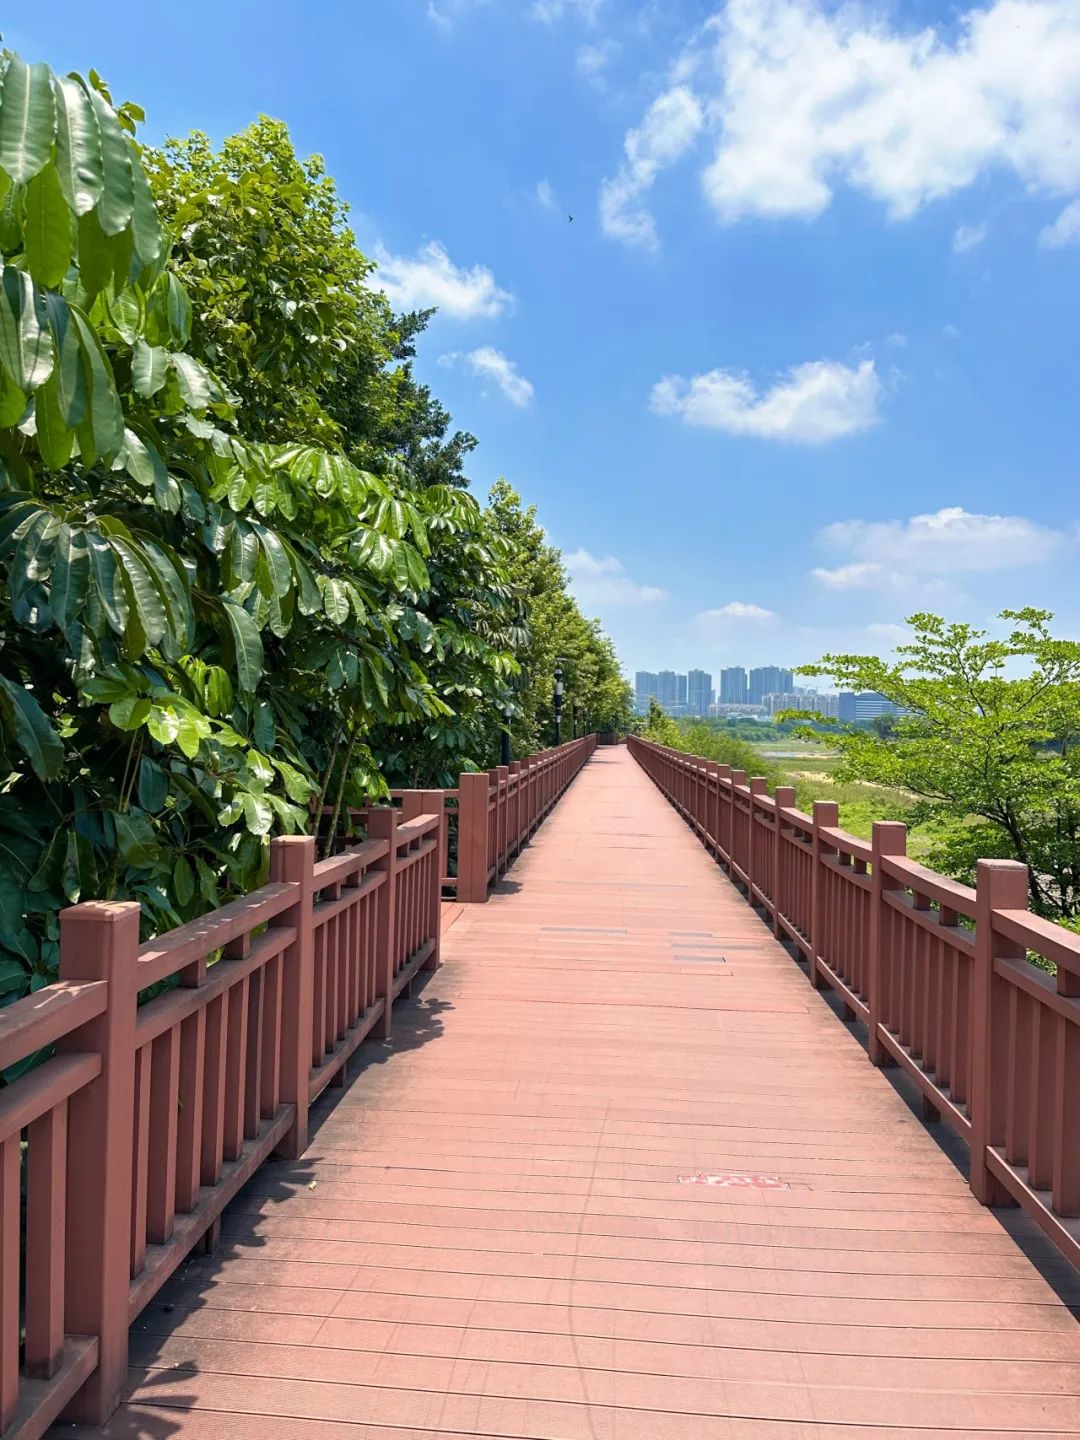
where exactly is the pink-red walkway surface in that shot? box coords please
[58,748,1080,1438]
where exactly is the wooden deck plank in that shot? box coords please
[56,748,1080,1437]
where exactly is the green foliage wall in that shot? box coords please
[0,54,628,1002]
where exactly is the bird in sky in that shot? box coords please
[568,214,574,223]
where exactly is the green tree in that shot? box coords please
[485,481,633,754]
[799,609,1080,917]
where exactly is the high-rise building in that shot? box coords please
[676,673,688,708]
[838,691,858,723]
[687,669,712,717]
[855,691,903,723]
[657,671,678,707]
[634,671,659,714]
[719,666,748,704]
[749,666,794,704]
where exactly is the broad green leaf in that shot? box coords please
[111,536,167,645]
[137,755,167,812]
[170,352,212,409]
[106,286,143,344]
[253,699,274,750]
[0,58,55,186]
[165,273,191,345]
[34,371,75,469]
[0,181,21,253]
[175,711,204,759]
[0,673,62,780]
[50,524,89,628]
[69,303,123,458]
[81,82,133,236]
[120,427,165,489]
[60,830,97,904]
[255,525,291,598]
[0,956,28,993]
[222,600,264,694]
[172,855,194,907]
[108,696,150,730]
[127,142,162,268]
[87,534,128,635]
[112,810,157,866]
[131,337,167,397]
[0,367,25,425]
[43,292,86,425]
[24,163,71,289]
[240,791,273,835]
[54,76,103,216]
[146,704,179,744]
[0,266,53,392]
[75,207,113,296]
[322,576,349,624]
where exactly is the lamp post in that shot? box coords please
[572,700,580,740]
[553,664,564,745]
[501,703,512,767]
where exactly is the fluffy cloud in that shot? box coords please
[577,39,619,79]
[1039,199,1080,248]
[697,601,777,622]
[651,359,881,444]
[811,506,1064,589]
[533,0,602,21]
[440,347,534,406]
[536,178,558,211]
[953,222,988,253]
[602,0,1080,244]
[599,87,704,249]
[565,550,666,607]
[374,242,512,319]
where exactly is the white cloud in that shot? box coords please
[602,0,1080,245]
[886,332,907,348]
[812,506,1065,590]
[698,601,777,622]
[532,0,602,22]
[943,323,962,339]
[566,549,665,607]
[375,241,512,319]
[1039,198,1080,248]
[536,178,558,211]
[440,347,535,407]
[577,39,619,78]
[651,358,881,444]
[953,222,988,253]
[599,87,704,250]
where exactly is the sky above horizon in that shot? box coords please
[29,0,1080,677]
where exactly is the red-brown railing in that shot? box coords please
[456,735,596,902]
[0,806,442,1438]
[332,736,597,902]
[629,735,1080,1274]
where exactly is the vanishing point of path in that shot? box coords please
[61,748,1080,1439]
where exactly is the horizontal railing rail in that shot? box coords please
[628,735,1080,1275]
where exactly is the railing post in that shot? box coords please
[747,777,767,906]
[419,789,446,970]
[494,766,510,879]
[457,771,491,903]
[57,901,140,1424]
[717,766,731,866]
[269,835,316,1161]
[772,787,796,938]
[810,800,839,991]
[869,822,906,1066]
[705,762,720,861]
[971,859,1028,1206]
[368,806,399,1037]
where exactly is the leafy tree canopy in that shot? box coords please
[799,609,1080,917]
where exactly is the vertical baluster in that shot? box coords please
[261,952,282,1116]
[971,859,1028,1205]
[811,802,838,991]
[223,978,249,1162]
[1052,962,1080,1217]
[201,993,227,1186]
[0,1136,19,1429]
[130,1043,151,1276]
[244,969,264,1140]
[146,1028,181,1244]
[176,1009,207,1212]
[23,1100,67,1381]
[1028,1005,1055,1190]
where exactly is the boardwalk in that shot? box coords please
[63,748,1080,1438]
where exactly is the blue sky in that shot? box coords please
[30,0,1080,678]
